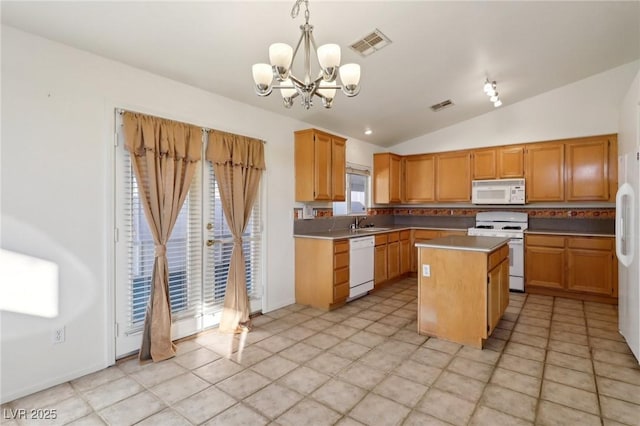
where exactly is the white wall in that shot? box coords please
[0,26,379,403]
[392,61,640,155]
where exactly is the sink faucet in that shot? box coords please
[354,216,367,229]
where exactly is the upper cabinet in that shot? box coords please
[373,153,402,204]
[436,151,471,202]
[294,129,346,202]
[368,134,616,205]
[525,142,565,202]
[471,148,497,180]
[404,154,435,203]
[565,135,614,202]
[498,145,525,178]
[472,146,524,180]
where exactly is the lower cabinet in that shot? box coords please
[295,238,350,310]
[374,230,412,288]
[488,257,510,335]
[525,234,617,302]
[411,229,467,272]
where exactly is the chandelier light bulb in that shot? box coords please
[490,93,499,102]
[252,63,273,96]
[317,44,341,67]
[279,78,297,98]
[483,80,493,93]
[269,43,293,80]
[339,63,361,96]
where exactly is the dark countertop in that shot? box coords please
[293,225,468,240]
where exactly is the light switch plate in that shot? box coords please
[422,264,431,277]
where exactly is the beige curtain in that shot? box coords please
[206,130,265,333]
[123,112,202,362]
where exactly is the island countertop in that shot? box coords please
[415,235,510,252]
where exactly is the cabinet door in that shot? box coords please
[374,244,388,286]
[404,154,435,202]
[436,151,472,201]
[498,145,525,178]
[565,137,609,201]
[472,149,497,180]
[500,259,510,314]
[387,241,400,279]
[487,263,502,335]
[389,155,402,203]
[525,143,564,202]
[373,153,402,204]
[400,238,411,274]
[567,248,613,295]
[331,137,346,201]
[525,245,565,289]
[313,132,332,201]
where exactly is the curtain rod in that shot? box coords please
[116,108,266,144]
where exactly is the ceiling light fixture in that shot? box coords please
[483,79,503,108]
[252,0,361,110]
[364,129,372,135]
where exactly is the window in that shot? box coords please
[115,126,263,357]
[333,164,370,215]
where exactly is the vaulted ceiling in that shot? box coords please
[2,1,639,146]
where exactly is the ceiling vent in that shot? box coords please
[350,29,391,57]
[430,99,455,112]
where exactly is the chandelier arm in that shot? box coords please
[288,74,306,88]
[290,30,306,71]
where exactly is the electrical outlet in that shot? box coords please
[422,264,431,277]
[52,326,65,344]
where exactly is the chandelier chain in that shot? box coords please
[291,0,310,23]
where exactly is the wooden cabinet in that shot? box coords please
[472,148,497,180]
[525,235,565,289]
[411,229,466,272]
[387,232,400,280]
[436,151,471,201]
[525,233,617,302]
[373,153,402,204]
[565,135,611,201]
[525,142,565,202]
[417,241,509,348]
[294,128,346,202]
[374,234,388,286]
[399,230,411,274]
[498,145,525,178]
[404,154,435,202]
[295,238,350,310]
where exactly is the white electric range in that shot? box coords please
[468,211,528,292]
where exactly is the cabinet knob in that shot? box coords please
[206,240,214,247]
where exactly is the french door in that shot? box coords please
[113,117,263,358]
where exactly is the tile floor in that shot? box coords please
[3,277,640,425]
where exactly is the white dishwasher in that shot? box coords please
[349,236,375,300]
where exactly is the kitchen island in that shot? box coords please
[416,235,510,348]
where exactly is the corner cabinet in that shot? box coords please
[294,129,346,202]
[295,238,349,310]
[525,233,617,303]
[565,135,615,202]
[373,153,402,204]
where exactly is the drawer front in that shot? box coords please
[526,234,565,248]
[438,230,467,237]
[568,237,613,251]
[334,267,349,285]
[488,245,509,270]
[413,229,440,240]
[400,230,410,240]
[334,282,350,300]
[334,252,349,270]
[334,240,349,253]
[375,234,388,246]
[387,232,400,243]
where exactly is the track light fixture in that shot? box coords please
[483,79,503,108]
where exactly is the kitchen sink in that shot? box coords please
[353,227,391,232]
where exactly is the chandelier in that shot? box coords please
[251,0,361,109]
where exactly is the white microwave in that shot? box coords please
[472,179,525,204]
